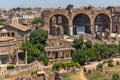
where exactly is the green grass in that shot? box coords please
[10,70,34,80]
[85,62,120,80]
[85,70,109,80]
[60,72,78,80]
[43,68,52,75]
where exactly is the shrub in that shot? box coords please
[112,74,119,80]
[7,65,14,70]
[97,63,103,69]
[43,57,49,66]
[52,62,63,70]
[108,62,114,67]
[52,62,79,70]
[107,60,113,63]
[31,71,36,75]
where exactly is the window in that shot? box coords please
[1,56,7,64]
[7,33,10,37]
[11,32,15,37]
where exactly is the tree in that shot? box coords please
[112,74,119,80]
[0,19,6,25]
[21,29,48,63]
[32,18,43,24]
[29,29,48,45]
[73,38,84,50]
[21,41,41,63]
[72,49,88,65]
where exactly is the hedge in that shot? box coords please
[52,62,79,70]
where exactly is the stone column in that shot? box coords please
[16,48,18,65]
[90,19,95,35]
[25,50,27,64]
[69,27,73,36]
[0,57,1,65]
[69,19,73,35]
[8,54,11,64]
[110,22,112,33]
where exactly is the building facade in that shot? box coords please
[0,23,31,65]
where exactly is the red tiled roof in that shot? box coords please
[8,23,30,31]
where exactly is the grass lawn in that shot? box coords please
[43,68,52,75]
[85,62,120,80]
[61,71,78,80]
[10,70,34,80]
[60,69,87,80]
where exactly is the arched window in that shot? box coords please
[7,32,10,36]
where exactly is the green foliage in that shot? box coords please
[73,38,84,50]
[43,57,49,66]
[34,43,44,52]
[32,18,42,24]
[7,65,14,70]
[30,29,48,45]
[72,40,120,66]
[52,62,63,70]
[64,62,79,68]
[31,71,36,75]
[84,40,92,49]
[0,19,6,25]
[52,62,79,70]
[72,49,87,65]
[112,74,119,80]
[108,61,114,67]
[97,63,103,69]
[13,7,21,11]
[21,29,48,63]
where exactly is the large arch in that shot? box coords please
[73,13,91,35]
[49,14,69,35]
[94,13,110,32]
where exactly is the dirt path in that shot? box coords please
[69,70,87,80]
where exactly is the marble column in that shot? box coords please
[0,57,1,65]
[69,27,73,36]
[25,50,27,64]
[16,48,18,65]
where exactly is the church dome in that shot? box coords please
[1,29,7,33]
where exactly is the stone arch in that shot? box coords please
[73,13,91,34]
[94,13,111,32]
[49,14,69,35]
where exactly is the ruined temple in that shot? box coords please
[45,34,75,63]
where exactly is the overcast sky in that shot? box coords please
[0,0,120,8]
